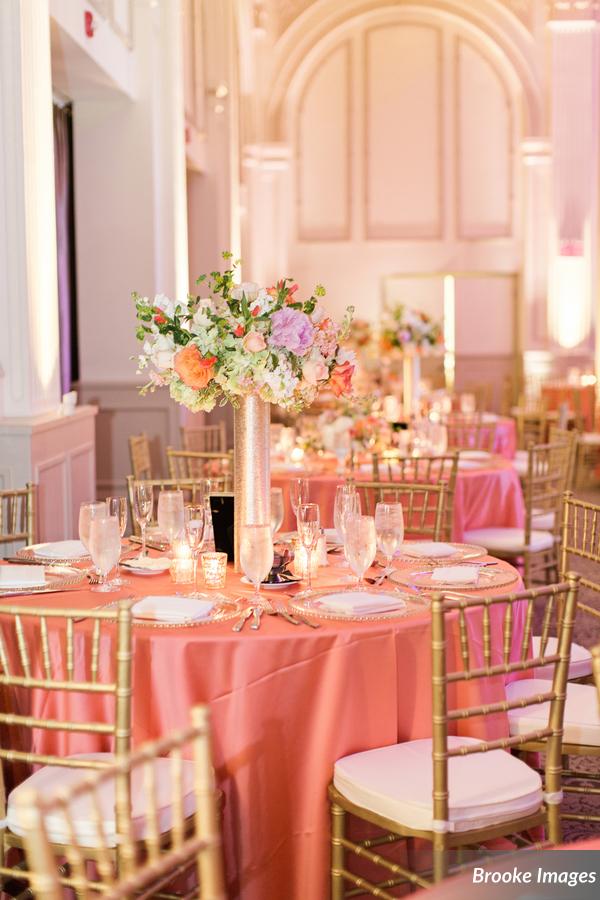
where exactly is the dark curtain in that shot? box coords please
[53,103,79,392]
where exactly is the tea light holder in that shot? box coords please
[201,551,228,589]
[170,537,194,583]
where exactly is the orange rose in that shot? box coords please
[174,344,216,390]
[329,361,354,397]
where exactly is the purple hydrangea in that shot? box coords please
[269,307,314,355]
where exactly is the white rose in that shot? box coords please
[231,281,260,301]
[153,293,176,318]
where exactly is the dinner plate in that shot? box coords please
[240,575,301,590]
[390,567,518,592]
[120,558,171,576]
[106,595,241,628]
[16,542,90,565]
[0,565,85,595]
[289,589,410,622]
[397,542,487,563]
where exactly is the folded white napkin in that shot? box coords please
[317,591,405,616]
[404,542,456,559]
[431,565,479,585]
[0,566,47,589]
[132,595,214,622]
[35,540,88,559]
[122,557,170,572]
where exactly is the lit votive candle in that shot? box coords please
[290,446,305,467]
[201,551,228,589]
[170,539,194,583]
[292,537,322,579]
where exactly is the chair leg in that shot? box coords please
[547,802,562,845]
[406,837,417,893]
[432,835,448,883]
[331,802,346,900]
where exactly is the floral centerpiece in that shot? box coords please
[350,414,392,452]
[381,304,443,353]
[133,253,355,412]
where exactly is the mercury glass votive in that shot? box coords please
[201,551,228,589]
[170,536,194,583]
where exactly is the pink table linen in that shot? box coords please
[1,557,525,900]
[274,458,525,541]
[491,415,517,459]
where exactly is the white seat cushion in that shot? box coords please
[513,452,529,477]
[506,679,600,747]
[532,636,592,680]
[531,509,555,531]
[7,753,196,847]
[334,736,542,834]
[463,528,554,555]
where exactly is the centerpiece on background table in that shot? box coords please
[381,304,443,418]
[132,252,355,569]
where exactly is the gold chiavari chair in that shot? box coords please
[573,429,600,489]
[0,598,133,892]
[353,481,447,541]
[547,425,578,491]
[371,453,459,541]
[166,448,233,487]
[17,705,226,900]
[330,577,579,893]
[445,414,497,454]
[128,434,153,481]
[515,396,548,451]
[464,440,571,587]
[0,483,36,548]
[126,476,229,536]
[500,373,517,418]
[463,382,493,413]
[181,421,228,454]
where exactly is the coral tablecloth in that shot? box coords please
[273,458,525,540]
[2,557,525,900]
[541,383,596,431]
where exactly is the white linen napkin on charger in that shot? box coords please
[35,540,88,559]
[317,591,405,616]
[0,566,47,589]
[431,566,479,585]
[132,595,214,623]
[403,542,456,558]
[121,557,170,572]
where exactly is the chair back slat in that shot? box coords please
[353,481,447,541]
[128,434,153,481]
[19,706,226,900]
[516,396,548,449]
[126,476,231,535]
[0,483,36,547]
[445,414,497,454]
[166,447,233,488]
[561,492,600,596]
[181,422,228,453]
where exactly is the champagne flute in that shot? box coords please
[374,502,404,572]
[88,516,122,593]
[270,487,284,537]
[334,487,361,568]
[105,497,129,586]
[240,524,274,608]
[290,478,309,521]
[184,505,206,596]
[157,490,185,554]
[133,483,153,558]
[297,502,320,594]
[344,515,377,589]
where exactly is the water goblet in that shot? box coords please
[157,490,185,554]
[374,502,404,572]
[78,501,107,555]
[88,516,122,593]
[344,514,377,589]
[240,524,274,609]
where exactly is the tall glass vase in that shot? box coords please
[233,396,271,571]
[402,351,421,419]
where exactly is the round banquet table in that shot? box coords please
[489,414,517,459]
[1,554,526,900]
[273,456,525,540]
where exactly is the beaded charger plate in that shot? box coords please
[397,543,487,564]
[105,596,242,629]
[16,543,91,565]
[390,567,518,592]
[289,589,410,622]
[0,566,86,595]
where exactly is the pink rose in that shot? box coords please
[302,358,328,385]
[242,330,266,353]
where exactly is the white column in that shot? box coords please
[0,0,61,418]
[242,143,291,284]
[520,139,552,370]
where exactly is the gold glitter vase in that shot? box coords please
[233,396,271,571]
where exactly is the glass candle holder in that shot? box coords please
[170,536,194,583]
[292,538,321,579]
[201,551,228,589]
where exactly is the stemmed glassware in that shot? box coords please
[157,490,185,554]
[240,524,274,608]
[88,516,122,593]
[78,501,107,555]
[105,496,129,586]
[290,478,309,521]
[184,505,206,596]
[374,502,404,573]
[297,502,320,595]
[344,515,377,589]
[334,485,361,567]
[270,488,284,537]
[132,483,153,557]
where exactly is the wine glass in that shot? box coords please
[374,502,404,572]
[79,501,107,574]
[344,515,377,589]
[297,502,320,594]
[157,490,185,554]
[240,524,274,608]
[289,478,309,521]
[184,505,206,596]
[88,516,122,593]
[334,486,361,568]
[270,487,284,537]
[332,430,351,474]
[105,497,129,586]
[133,483,153,558]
